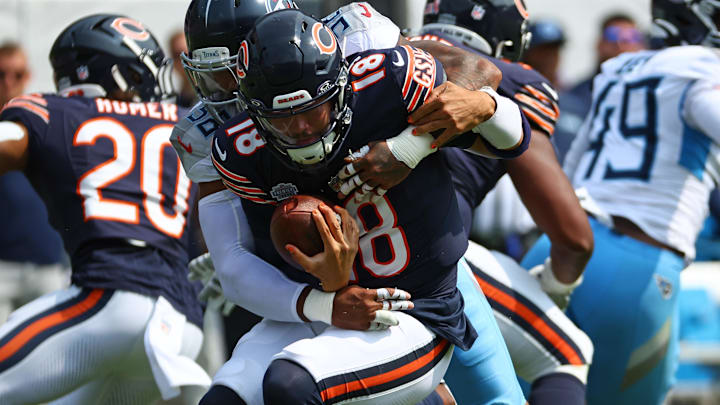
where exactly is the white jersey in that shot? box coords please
[170,102,222,183]
[170,3,400,183]
[564,46,720,259]
[322,2,400,57]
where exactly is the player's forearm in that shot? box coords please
[199,189,306,322]
[506,132,593,283]
[549,244,591,284]
[406,39,501,90]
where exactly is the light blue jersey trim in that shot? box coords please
[678,80,712,181]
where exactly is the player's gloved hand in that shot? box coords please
[408,81,496,148]
[188,252,215,285]
[330,285,414,330]
[286,203,359,292]
[529,257,583,311]
[188,253,235,316]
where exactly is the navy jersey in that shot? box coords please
[213,45,476,350]
[0,94,202,326]
[410,32,559,226]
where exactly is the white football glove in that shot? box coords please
[188,253,235,316]
[529,257,583,311]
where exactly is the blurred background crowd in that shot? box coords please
[0,1,717,404]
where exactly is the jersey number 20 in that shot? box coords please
[74,117,191,238]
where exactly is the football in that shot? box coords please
[270,194,333,269]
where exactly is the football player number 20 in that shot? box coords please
[345,197,409,280]
[74,118,191,238]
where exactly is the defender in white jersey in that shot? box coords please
[171,1,403,187]
[522,1,720,404]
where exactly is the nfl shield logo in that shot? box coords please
[76,65,89,81]
[424,0,440,15]
[471,5,486,20]
[271,183,298,201]
[265,0,294,12]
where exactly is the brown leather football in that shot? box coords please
[270,194,331,269]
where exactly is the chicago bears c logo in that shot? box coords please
[236,40,249,79]
[312,23,337,55]
[514,0,530,19]
[110,17,150,41]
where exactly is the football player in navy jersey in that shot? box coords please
[0,14,210,404]
[332,1,595,404]
[196,8,530,405]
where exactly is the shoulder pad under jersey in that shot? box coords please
[323,2,400,57]
[170,102,222,183]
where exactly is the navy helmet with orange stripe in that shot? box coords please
[49,14,173,102]
[182,0,297,123]
[423,0,531,61]
[236,9,352,173]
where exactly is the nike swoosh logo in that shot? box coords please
[392,50,405,67]
[214,138,227,161]
[177,135,192,154]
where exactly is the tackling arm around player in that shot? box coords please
[174,0,510,331]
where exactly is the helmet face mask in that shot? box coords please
[652,0,720,48]
[237,10,353,173]
[181,47,241,121]
[182,0,297,123]
[423,0,531,61]
[49,14,173,102]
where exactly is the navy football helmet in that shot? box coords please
[422,0,531,61]
[652,0,720,48]
[49,14,172,102]
[236,9,352,172]
[182,0,296,122]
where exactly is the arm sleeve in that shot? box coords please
[682,79,720,145]
[199,189,306,322]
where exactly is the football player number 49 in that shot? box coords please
[74,118,191,238]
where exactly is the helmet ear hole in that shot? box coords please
[126,66,144,85]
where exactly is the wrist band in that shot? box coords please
[302,288,335,324]
[472,86,523,150]
[386,125,437,169]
